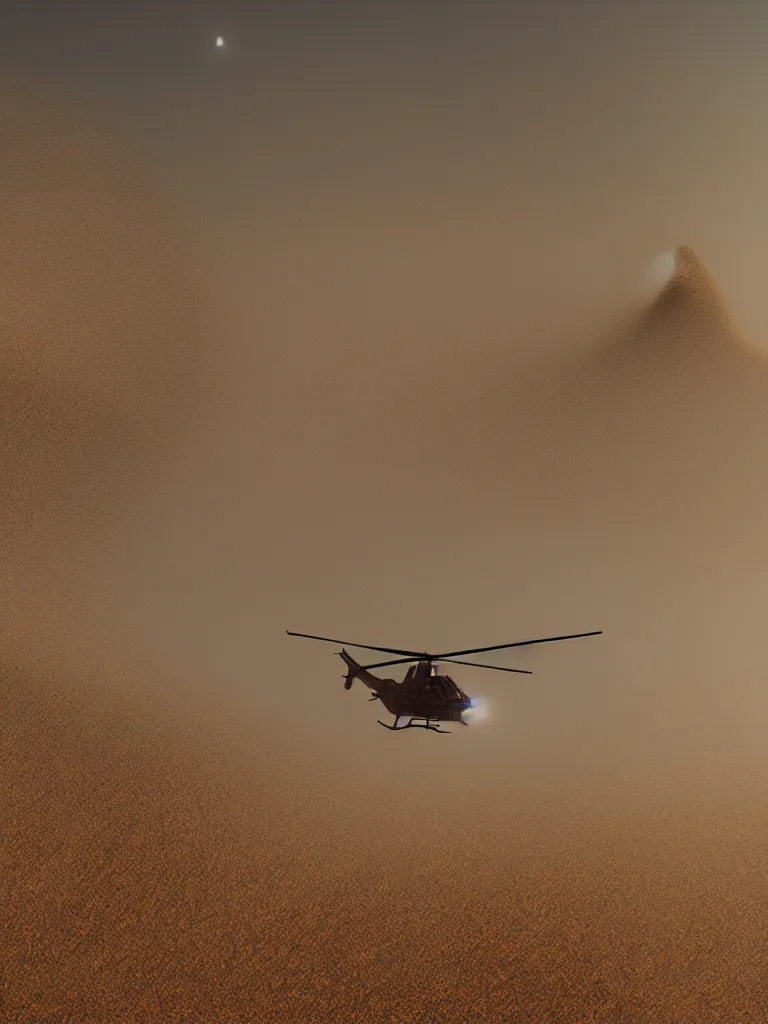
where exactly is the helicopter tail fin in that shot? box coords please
[340,649,385,693]
[340,649,363,689]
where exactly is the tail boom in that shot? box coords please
[340,649,383,692]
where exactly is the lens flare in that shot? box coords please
[460,697,488,725]
[645,250,676,292]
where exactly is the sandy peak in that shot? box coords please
[672,245,720,289]
[654,245,727,309]
[638,244,740,345]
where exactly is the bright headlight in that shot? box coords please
[460,697,488,725]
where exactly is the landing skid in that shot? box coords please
[377,714,450,734]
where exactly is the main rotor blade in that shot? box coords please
[361,656,431,670]
[432,630,603,660]
[286,631,427,660]
[438,658,533,675]
[342,631,603,671]
[360,655,534,675]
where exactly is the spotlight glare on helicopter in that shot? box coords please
[461,697,489,726]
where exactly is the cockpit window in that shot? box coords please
[430,675,458,700]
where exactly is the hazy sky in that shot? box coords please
[5,0,768,763]
[7,0,768,790]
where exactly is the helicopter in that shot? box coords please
[287,629,603,733]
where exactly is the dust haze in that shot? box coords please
[5,5,768,1016]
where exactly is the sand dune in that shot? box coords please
[4,87,768,1022]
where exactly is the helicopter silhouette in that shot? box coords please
[287,629,603,733]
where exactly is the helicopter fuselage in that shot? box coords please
[341,650,473,726]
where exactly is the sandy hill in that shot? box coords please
[478,246,768,573]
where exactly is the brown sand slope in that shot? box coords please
[4,86,768,1022]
